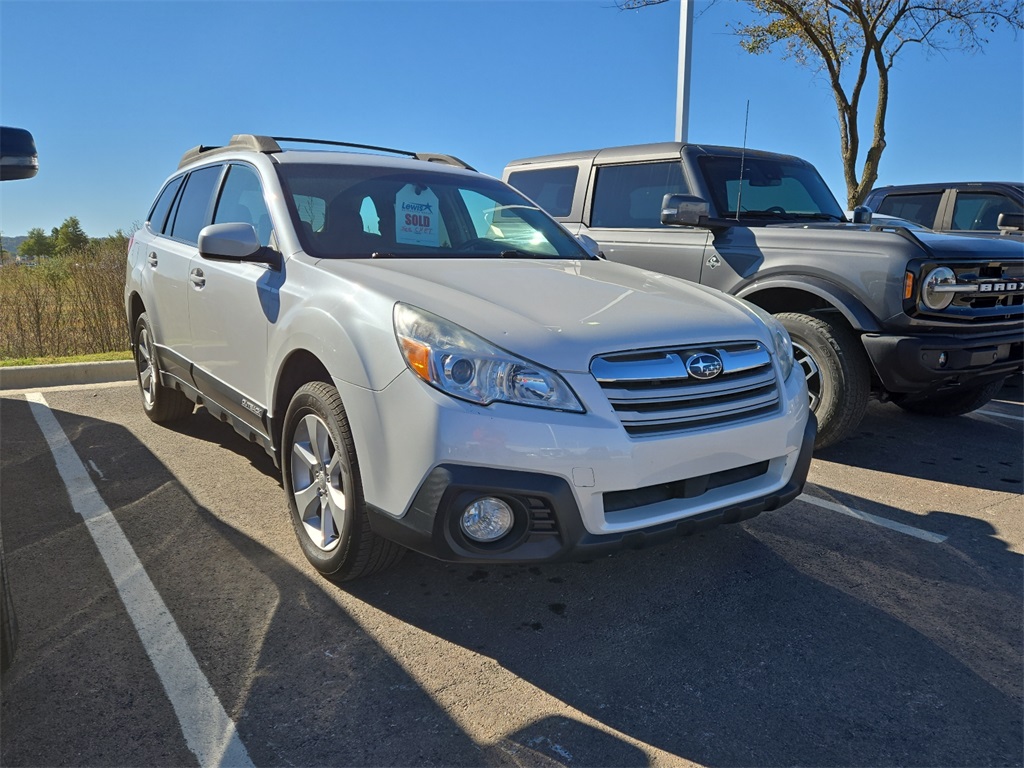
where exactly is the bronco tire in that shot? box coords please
[776,312,870,449]
[282,382,404,582]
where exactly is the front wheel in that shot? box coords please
[893,379,1005,417]
[281,382,404,582]
[776,312,870,449]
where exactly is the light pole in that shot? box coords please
[675,0,694,142]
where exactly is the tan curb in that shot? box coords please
[0,360,136,391]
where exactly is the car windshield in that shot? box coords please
[277,162,592,260]
[699,156,846,221]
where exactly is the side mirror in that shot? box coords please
[997,212,1023,233]
[575,233,603,258]
[0,127,38,181]
[851,206,873,224]
[198,222,278,266]
[661,194,710,227]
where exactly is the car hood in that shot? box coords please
[764,221,1024,260]
[313,257,771,372]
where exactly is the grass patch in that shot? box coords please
[0,350,133,367]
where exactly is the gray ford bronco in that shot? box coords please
[503,143,1024,447]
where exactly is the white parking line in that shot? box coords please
[26,392,253,768]
[974,408,1024,423]
[797,493,948,544]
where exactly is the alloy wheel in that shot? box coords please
[289,413,347,552]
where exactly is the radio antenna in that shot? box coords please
[735,100,750,220]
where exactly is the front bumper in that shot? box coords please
[862,328,1024,393]
[368,411,815,563]
[347,361,816,563]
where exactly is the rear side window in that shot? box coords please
[170,166,223,244]
[148,176,184,235]
[506,166,578,217]
[950,191,1023,231]
[591,161,688,228]
[875,192,942,228]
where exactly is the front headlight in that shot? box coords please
[922,266,956,310]
[393,303,584,412]
[747,304,795,381]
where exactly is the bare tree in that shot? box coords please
[620,0,1023,207]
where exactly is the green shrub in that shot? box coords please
[0,239,130,359]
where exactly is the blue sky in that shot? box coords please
[2,0,1022,237]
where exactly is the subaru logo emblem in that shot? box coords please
[685,352,723,380]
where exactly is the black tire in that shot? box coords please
[894,379,1005,417]
[0,530,17,672]
[776,312,871,449]
[133,312,194,424]
[281,382,404,582]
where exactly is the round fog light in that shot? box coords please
[460,497,514,543]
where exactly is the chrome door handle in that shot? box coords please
[189,268,206,289]
[147,252,158,268]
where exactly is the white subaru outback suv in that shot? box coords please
[125,134,816,582]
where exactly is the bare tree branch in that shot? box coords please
[617,0,1023,206]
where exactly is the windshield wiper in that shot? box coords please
[499,249,549,259]
[793,212,844,222]
[736,210,798,220]
[370,252,400,259]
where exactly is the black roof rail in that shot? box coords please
[178,134,475,171]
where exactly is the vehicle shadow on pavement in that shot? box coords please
[347,501,1023,767]
[4,394,1020,767]
[0,396,644,767]
[813,391,1022,493]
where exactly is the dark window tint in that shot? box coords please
[276,163,587,260]
[213,165,273,245]
[506,166,578,217]
[170,166,223,244]
[148,176,184,235]
[591,162,688,228]
[875,192,942,228]
[950,191,1023,231]
[698,156,844,219]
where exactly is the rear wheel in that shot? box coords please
[1,531,17,672]
[894,379,1005,417]
[776,312,870,449]
[134,312,193,423]
[281,382,404,582]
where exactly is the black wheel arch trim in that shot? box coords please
[736,275,882,333]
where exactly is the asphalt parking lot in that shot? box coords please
[1,377,1021,767]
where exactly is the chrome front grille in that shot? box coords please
[592,341,781,436]
[950,262,1024,310]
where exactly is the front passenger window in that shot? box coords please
[951,192,1022,231]
[214,165,273,246]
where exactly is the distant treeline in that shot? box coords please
[1,216,134,264]
[0,224,132,358]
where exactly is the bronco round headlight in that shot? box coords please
[460,497,515,542]
[922,267,956,310]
